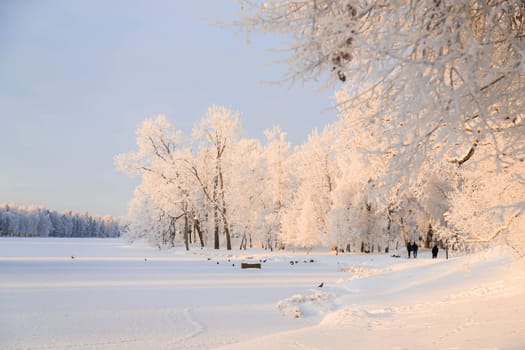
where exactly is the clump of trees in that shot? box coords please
[116,106,517,254]
[0,203,120,238]
[116,1,525,255]
[234,0,525,256]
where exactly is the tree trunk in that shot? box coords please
[193,217,205,248]
[169,216,176,247]
[213,173,220,249]
[426,224,433,248]
[183,215,189,251]
[214,220,220,249]
[239,232,247,250]
[224,223,232,250]
[221,207,232,250]
[217,151,231,251]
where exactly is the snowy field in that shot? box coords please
[1,238,524,349]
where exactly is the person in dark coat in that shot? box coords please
[412,242,418,258]
[432,244,439,259]
[407,241,412,258]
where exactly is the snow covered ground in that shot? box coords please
[1,238,524,349]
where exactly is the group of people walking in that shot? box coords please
[407,241,419,258]
[407,241,439,259]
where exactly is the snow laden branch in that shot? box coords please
[236,0,525,184]
[443,170,525,252]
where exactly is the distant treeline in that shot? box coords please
[0,203,120,238]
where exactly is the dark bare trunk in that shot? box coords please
[239,233,247,250]
[426,224,433,248]
[193,217,205,248]
[183,215,189,251]
[222,213,232,250]
[214,218,220,249]
[213,172,220,249]
[169,216,176,247]
[224,217,232,250]
[217,154,231,251]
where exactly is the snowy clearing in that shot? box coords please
[1,238,524,349]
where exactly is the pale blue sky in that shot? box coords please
[1,1,336,217]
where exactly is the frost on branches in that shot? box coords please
[442,161,525,254]
[237,0,525,174]
[117,107,419,253]
[235,0,525,254]
[116,105,524,254]
[115,1,525,253]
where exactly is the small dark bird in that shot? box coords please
[207,257,211,260]
[232,263,235,267]
[228,259,230,262]
[262,259,267,263]
[217,261,219,265]
[144,258,147,262]
[71,256,75,259]
[317,282,324,288]
[289,261,295,265]
[295,260,298,264]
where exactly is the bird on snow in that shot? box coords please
[144,258,147,262]
[289,261,295,265]
[71,256,75,260]
[317,282,324,288]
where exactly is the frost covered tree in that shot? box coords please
[121,186,172,247]
[237,0,525,176]
[191,106,244,250]
[407,163,459,247]
[227,138,265,249]
[117,106,246,250]
[236,0,525,251]
[322,114,402,252]
[259,126,293,249]
[285,126,339,248]
[116,115,203,249]
[440,158,525,253]
[296,192,321,251]
[326,206,350,253]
